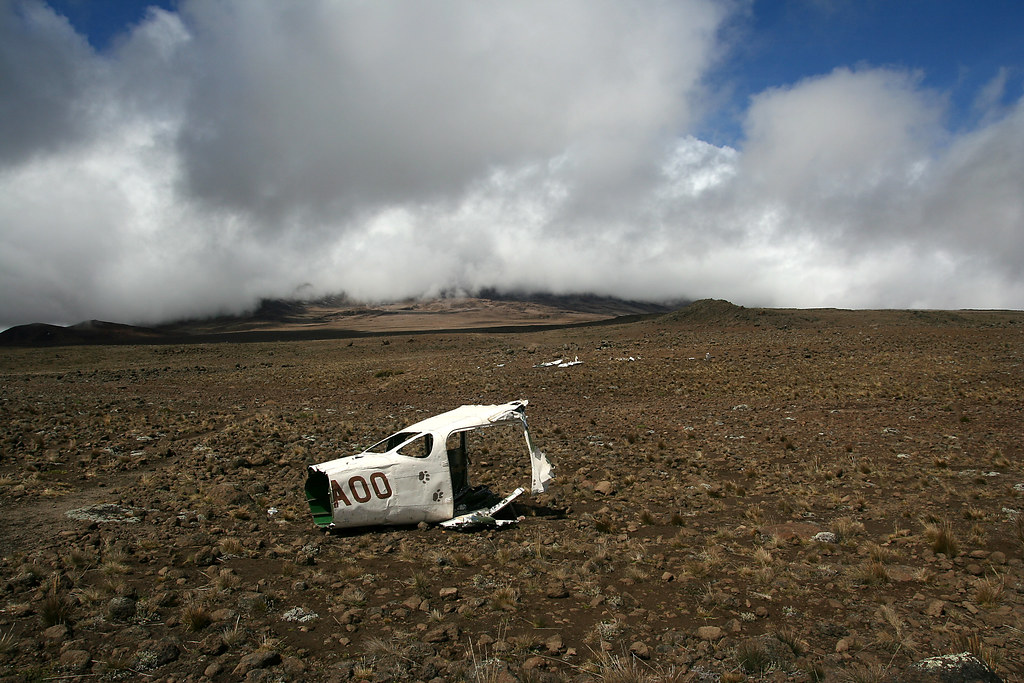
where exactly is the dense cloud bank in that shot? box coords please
[1,0,1022,326]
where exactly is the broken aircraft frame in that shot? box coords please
[304,400,554,529]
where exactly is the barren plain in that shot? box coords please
[1,300,1023,682]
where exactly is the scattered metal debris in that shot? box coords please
[535,356,582,368]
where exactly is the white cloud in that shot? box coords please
[1,0,1022,328]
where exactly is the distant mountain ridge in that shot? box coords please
[0,293,678,347]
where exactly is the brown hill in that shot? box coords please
[0,320,170,347]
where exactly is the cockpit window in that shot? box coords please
[365,431,419,453]
[397,433,434,458]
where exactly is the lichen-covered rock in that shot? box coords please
[108,596,136,622]
[891,652,1002,683]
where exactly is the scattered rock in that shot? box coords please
[629,641,651,659]
[192,546,221,566]
[925,599,946,617]
[134,638,180,669]
[40,624,70,645]
[545,634,564,654]
[199,633,227,656]
[523,656,546,671]
[696,626,723,642]
[545,583,569,599]
[233,649,282,676]
[58,649,91,673]
[423,624,459,643]
[594,480,615,496]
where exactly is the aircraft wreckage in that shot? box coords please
[304,400,554,529]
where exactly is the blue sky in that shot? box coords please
[716,1,1023,137]
[2,0,1023,326]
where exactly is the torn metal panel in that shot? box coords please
[304,400,554,530]
[440,487,524,529]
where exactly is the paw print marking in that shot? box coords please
[418,471,430,483]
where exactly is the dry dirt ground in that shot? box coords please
[1,301,1023,682]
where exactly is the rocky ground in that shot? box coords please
[1,301,1022,682]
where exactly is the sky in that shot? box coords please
[2,0,1023,327]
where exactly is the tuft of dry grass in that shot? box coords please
[409,571,430,597]
[923,519,960,558]
[0,626,16,655]
[450,551,473,567]
[489,583,519,611]
[849,561,890,586]
[773,627,807,657]
[735,638,774,675]
[1013,513,1024,551]
[874,604,916,655]
[364,635,412,662]
[221,617,248,648]
[218,537,245,556]
[100,548,132,575]
[39,576,74,627]
[587,650,689,683]
[831,516,865,543]
[839,663,888,683]
[625,564,649,581]
[867,542,899,564]
[973,576,1004,606]
[951,633,1002,672]
[180,600,211,632]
